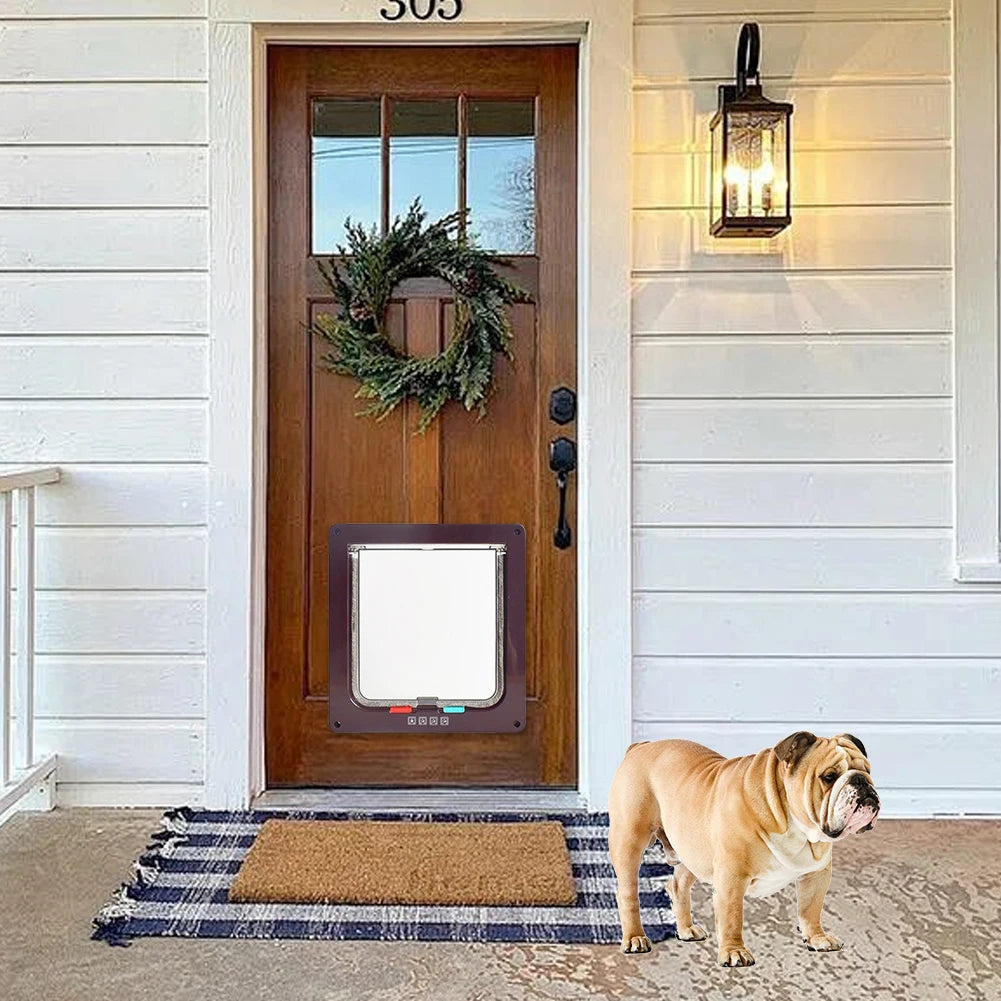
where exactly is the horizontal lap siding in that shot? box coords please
[34,656,205,718]
[633,206,951,271]
[0,275,207,333]
[0,210,208,270]
[0,338,207,397]
[634,463,951,527]
[634,400,951,461]
[0,402,206,462]
[631,4,999,814]
[633,336,952,398]
[0,5,208,803]
[632,272,952,334]
[633,529,956,590]
[0,148,208,206]
[633,660,1001,722]
[0,2,206,15]
[0,85,207,144]
[0,22,206,81]
[0,464,208,526]
[15,528,207,590]
[635,1,950,14]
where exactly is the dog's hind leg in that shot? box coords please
[610,820,654,954]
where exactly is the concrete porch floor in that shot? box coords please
[0,810,999,1001]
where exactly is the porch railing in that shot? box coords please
[0,466,60,825]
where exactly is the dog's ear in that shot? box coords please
[837,733,868,758]
[773,731,818,769]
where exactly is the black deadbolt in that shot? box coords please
[549,387,577,426]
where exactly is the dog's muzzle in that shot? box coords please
[824,772,880,839]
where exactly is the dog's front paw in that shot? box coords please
[805,932,843,952]
[621,934,653,954]
[676,923,708,942]
[718,947,755,967]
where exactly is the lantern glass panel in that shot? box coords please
[722,108,788,220]
[710,113,724,230]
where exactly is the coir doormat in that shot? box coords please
[92,808,677,946]
[228,819,577,906]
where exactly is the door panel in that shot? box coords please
[266,45,578,788]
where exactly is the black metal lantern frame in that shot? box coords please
[710,23,793,238]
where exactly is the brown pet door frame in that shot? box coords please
[328,524,527,734]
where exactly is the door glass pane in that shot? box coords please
[312,99,381,254]
[390,100,458,223]
[467,100,536,254]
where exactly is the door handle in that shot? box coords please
[549,436,577,550]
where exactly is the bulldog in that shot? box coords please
[609,732,880,967]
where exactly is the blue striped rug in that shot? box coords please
[92,808,677,946]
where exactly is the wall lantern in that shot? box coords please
[709,22,793,237]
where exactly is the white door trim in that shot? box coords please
[953,0,1001,582]
[205,4,633,810]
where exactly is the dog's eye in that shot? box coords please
[821,772,839,785]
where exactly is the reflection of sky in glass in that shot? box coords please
[468,137,535,254]
[391,101,457,226]
[390,138,458,224]
[310,97,537,255]
[311,136,382,254]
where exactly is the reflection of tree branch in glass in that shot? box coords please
[467,100,536,255]
[479,156,535,255]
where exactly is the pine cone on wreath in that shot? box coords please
[349,300,373,323]
[456,269,481,297]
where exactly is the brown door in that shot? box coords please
[266,45,577,788]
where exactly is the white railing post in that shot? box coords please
[14,486,35,771]
[0,492,11,788]
[0,467,58,825]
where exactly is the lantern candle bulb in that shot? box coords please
[724,164,746,215]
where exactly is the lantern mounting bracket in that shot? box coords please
[719,23,763,107]
[735,22,760,94]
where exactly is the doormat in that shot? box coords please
[92,809,677,946]
[228,819,577,906]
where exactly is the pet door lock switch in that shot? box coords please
[389,705,413,714]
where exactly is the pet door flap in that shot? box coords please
[350,545,504,708]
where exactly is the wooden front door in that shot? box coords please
[266,45,577,788]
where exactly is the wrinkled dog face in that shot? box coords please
[773,731,880,842]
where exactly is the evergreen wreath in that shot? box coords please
[313,202,529,433]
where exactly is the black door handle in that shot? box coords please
[549,437,577,550]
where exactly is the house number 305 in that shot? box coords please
[380,0,462,20]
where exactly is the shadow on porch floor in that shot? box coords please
[1,809,998,1001]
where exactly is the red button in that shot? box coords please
[389,706,413,714]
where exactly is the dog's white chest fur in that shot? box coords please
[745,830,831,899]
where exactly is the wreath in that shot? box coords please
[313,202,529,433]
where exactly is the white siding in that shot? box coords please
[0,2,207,805]
[3,0,996,816]
[631,2,1001,814]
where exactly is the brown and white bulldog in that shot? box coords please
[608,732,880,967]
